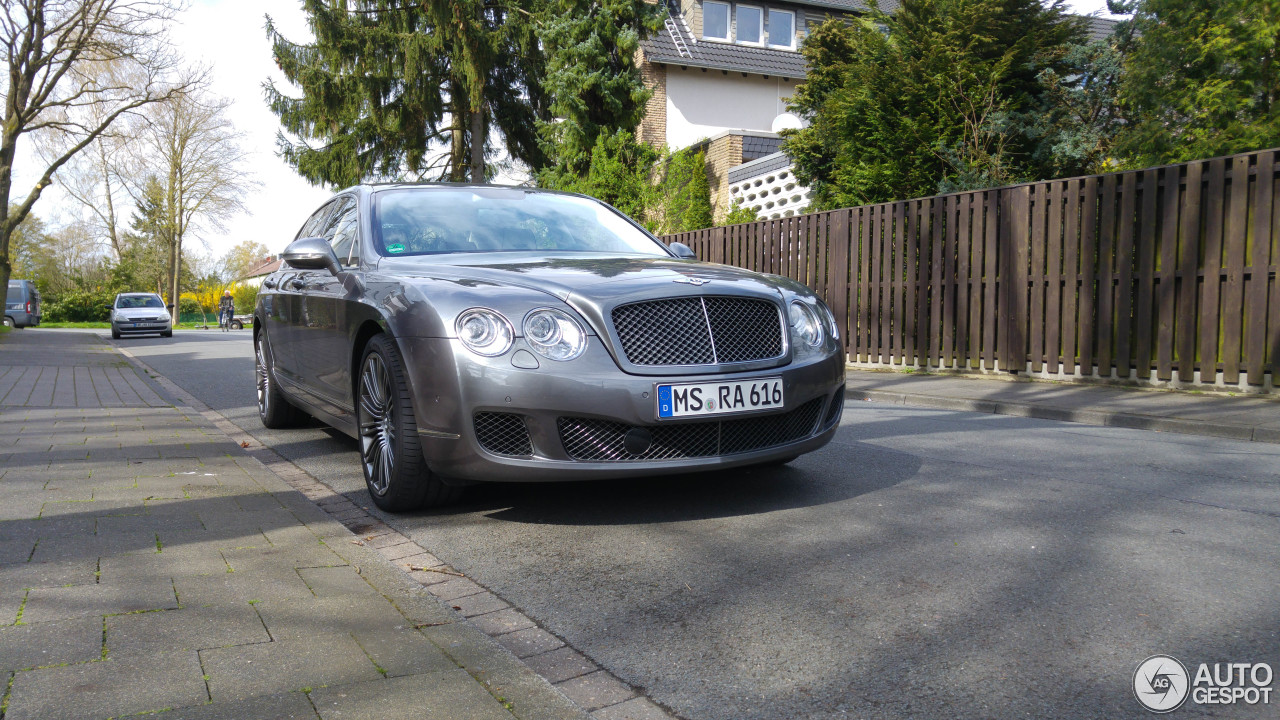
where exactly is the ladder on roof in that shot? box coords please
[664,2,692,58]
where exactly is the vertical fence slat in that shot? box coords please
[1246,151,1274,385]
[1269,171,1280,379]
[1176,164,1202,383]
[917,200,933,367]
[1115,172,1138,380]
[930,199,945,367]
[982,192,999,369]
[830,210,851,358]
[969,194,985,369]
[881,204,895,363]
[903,201,918,364]
[1222,155,1251,384]
[1096,175,1117,376]
[943,196,959,366]
[1007,188,1031,372]
[1046,181,1064,374]
[1135,168,1159,380]
[1199,159,1227,381]
[888,203,902,361]
[1062,180,1080,375]
[955,194,972,368]
[858,208,873,362]
[1156,166,1181,381]
[1078,177,1099,376]
[1030,184,1047,373]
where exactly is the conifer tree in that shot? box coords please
[266,0,549,186]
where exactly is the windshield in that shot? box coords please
[372,188,669,258]
[117,296,164,309]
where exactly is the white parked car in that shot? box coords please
[110,293,172,339]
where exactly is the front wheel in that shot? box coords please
[357,334,459,511]
[2,317,13,328]
[230,320,243,330]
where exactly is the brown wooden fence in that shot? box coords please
[664,148,1280,387]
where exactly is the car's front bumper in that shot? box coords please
[113,320,171,334]
[397,336,846,483]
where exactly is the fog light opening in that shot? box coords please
[623,428,653,455]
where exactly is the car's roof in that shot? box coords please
[116,292,161,297]
[337,182,583,200]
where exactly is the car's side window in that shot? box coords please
[327,199,359,266]
[297,201,335,241]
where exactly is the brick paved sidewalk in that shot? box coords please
[0,331,590,720]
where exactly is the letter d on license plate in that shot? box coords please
[656,377,784,419]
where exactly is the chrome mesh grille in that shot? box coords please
[474,412,532,457]
[557,398,823,462]
[611,296,783,366]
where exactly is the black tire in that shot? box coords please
[161,330,173,338]
[2,317,14,328]
[357,334,459,511]
[111,328,121,340]
[256,331,307,428]
[230,320,243,330]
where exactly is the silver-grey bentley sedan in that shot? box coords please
[254,185,845,511]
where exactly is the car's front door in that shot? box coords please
[267,200,339,387]
[296,195,361,416]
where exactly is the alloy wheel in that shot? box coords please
[255,335,269,415]
[359,353,396,495]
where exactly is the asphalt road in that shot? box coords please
[99,329,1280,720]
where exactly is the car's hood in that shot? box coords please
[114,309,168,319]
[379,254,792,303]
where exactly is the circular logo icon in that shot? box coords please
[1133,655,1190,713]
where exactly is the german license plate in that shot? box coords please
[656,377,783,419]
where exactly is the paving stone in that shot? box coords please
[397,550,444,569]
[450,591,509,618]
[95,511,205,535]
[0,537,36,564]
[28,530,157,563]
[309,669,513,720]
[106,603,271,657]
[4,650,207,720]
[201,634,383,702]
[555,671,636,712]
[174,569,316,607]
[297,566,378,598]
[0,616,102,672]
[222,542,344,573]
[0,560,100,596]
[468,607,536,637]
[99,546,231,582]
[254,596,410,642]
[377,542,427,561]
[21,579,178,623]
[365,533,411,550]
[0,587,24,625]
[234,492,286,512]
[496,627,565,659]
[196,508,302,534]
[151,692,320,719]
[523,646,598,684]
[352,626,459,678]
[408,567,455,586]
[425,577,485,601]
[592,697,676,720]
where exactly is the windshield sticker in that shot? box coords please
[386,243,406,254]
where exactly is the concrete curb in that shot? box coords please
[109,339,680,720]
[844,388,1275,444]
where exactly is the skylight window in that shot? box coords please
[703,1,730,41]
[736,5,763,45]
[767,9,795,49]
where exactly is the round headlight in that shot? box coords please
[523,308,587,361]
[789,300,823,347]
[818,299,839,341]
[455,308,513,357]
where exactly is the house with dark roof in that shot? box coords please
[636,0,1119,223]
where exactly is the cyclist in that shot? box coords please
[218,291,236,332]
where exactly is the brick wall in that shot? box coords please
[703,134,743,223]
[637,59,667,150]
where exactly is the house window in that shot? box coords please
[736,5,763,45]
[703,1,730,41]
[767,9,794,49]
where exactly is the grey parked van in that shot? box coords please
[4,280,41,328]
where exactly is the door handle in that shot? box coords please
[263,278,277,289]
[290,277,306,290]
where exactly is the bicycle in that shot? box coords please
[218,307,234,332]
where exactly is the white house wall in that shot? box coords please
[664,68,800,150]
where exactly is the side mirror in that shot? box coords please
[104,304,113,310]
[283,237,341,275]
[669,241,697,259]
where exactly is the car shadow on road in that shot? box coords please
[418,445,921,526]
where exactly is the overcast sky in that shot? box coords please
[18,0,1131,262]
